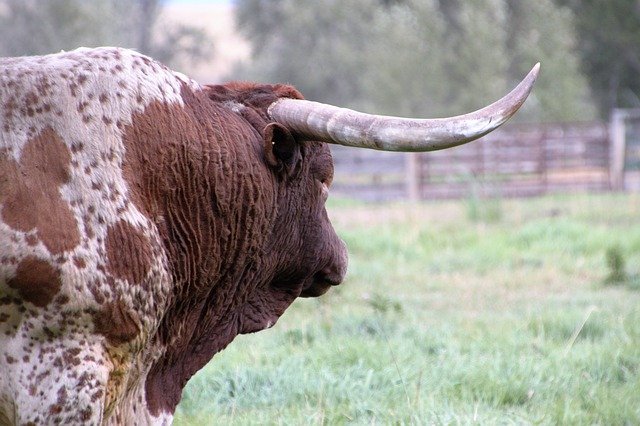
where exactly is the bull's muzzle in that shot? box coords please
[301,239,348,298]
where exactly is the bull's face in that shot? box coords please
[262,129,348,299]
[204,82,348,304]
[296,142,348,298]
[248,63,539,298]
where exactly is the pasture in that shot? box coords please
[174,193,640,425]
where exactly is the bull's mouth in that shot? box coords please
[300,269,342,298]
[300,281,332,298]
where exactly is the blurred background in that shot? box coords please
[2,1,639,423]
[0,0,638,201]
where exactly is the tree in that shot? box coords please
[235,0,380,108]
[234,0,596,122]
[0,0,212,71]
[503,0,597,121]
[555,0,640,116]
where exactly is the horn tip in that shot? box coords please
[516,62,540,104]
[529,63,541,81]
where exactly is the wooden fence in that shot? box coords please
[330,121,612,201]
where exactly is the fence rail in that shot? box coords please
[330,121,614,201]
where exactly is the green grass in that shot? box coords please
[174,193,640,425]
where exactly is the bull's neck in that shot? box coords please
[122,90,279,417]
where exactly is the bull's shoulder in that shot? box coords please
[0,47,178,326]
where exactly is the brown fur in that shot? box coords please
[93,301,141,346]
[7,257,62,307]
[105,220,153,288]
[122,82,347,415]
[0,127,80,255]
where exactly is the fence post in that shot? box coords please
[406,153,421,201]
[609,109,626,190]
[540,128,548,195]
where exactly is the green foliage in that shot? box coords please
[605,244,628,285]
[234,0,596,121]
[0,0,213,70]
[365,293,403,315]
[236,0,381,109]
[555,0,640,117]
[603,244,640,290]
[174,193,640,425]
[503,0,597,121]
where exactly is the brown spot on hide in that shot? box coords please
[80,408,93,421]
[0,127,80,254]
[93,301,140,345]
[25,234,38,246]
[73,255,86,269]
[91,388,103,402]
[7,257,62,307]
[89,282,105,304]
[24,91,38,107]
[57,387,68,407]
[105,220,152,285]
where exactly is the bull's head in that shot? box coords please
[205,63,540,305]
[257,63,540,294]
[205,63,540,307]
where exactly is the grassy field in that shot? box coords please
[174,193,640,425]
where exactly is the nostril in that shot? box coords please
[321,273,341,287]
[302,238,348,297]
[315,265,344,287]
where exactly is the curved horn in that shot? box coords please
[267,63,540,151]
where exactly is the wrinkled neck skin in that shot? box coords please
[115,83,336,422]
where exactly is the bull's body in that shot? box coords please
[0,47,346,424]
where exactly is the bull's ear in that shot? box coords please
[263,123,300,175]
